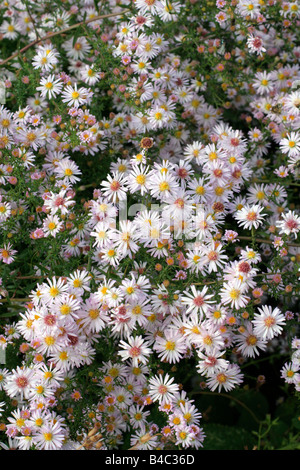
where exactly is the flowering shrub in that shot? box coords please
[0,0,300,451]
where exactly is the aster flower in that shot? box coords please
[234,204,265,230]
[63,36,91,60]
[130,429,158,450]
[148,373,179,405]
[61,83,89,108]
[129,404,150,430]
[127,299,151,327]
[108,306,135,339]
[32,48,59,71]
[0,200,12,221]
[77,297,109,334]
[34,421,66,450]
[197,322,225,353]
[247,34,266,56]
[239,246,261,264]
[4,366,36,400]
[252,305,286,341]
[201,242,228,273]
[101,243,121,267]
[283,91,300,115]
[40,277,68,304]
[252,71,274,95]
[90,221,112,249]
[220,279,250,310]
[127,164,151,195]
[0,243,17,264]
[0,0,300,451]
[36,363,64,389]
[0,437,20,450]
[174,425,195,448]
[186,177,212,203]
[0,20,20,40]
[42,214,64,238]
[0,401,5,417]
[280,362,299,384]
[179,401,202,426]
[111,220,140,259]
[280,132,300,156]
[66,269,91,295]
[276,210,300,238]
[37,75,63,99]
[80,65,101,85]
[181,285,215,318]
[135,0,164,15]
[118,335,152,367]
[0,368,9,391]
[153,328,186,363]
[197,348,229,376]
[54,159,82,184]
[235,321,267,358]
[206,363,244,392]
[101,172,128,203]
[43,190,74,215]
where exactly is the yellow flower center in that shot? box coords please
[60,305,71,315]
[45,336,55,346]
[229,288,240,300]
[49,287,59,297]
[89,309,99,319]
[165,341,176,350]
[159,181,170,192]
[136,174,146,185]
[59,351,68,361]
[73,279,82,288]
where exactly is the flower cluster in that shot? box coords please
[0,0,299,451]
[280,336,300,392]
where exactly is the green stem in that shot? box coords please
[240,353,284,370]
[238,235,300,248]
[0,9,131,67]
[251,226,256,249]
[0,298,30,303]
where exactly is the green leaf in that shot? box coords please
[201,423,256,450]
